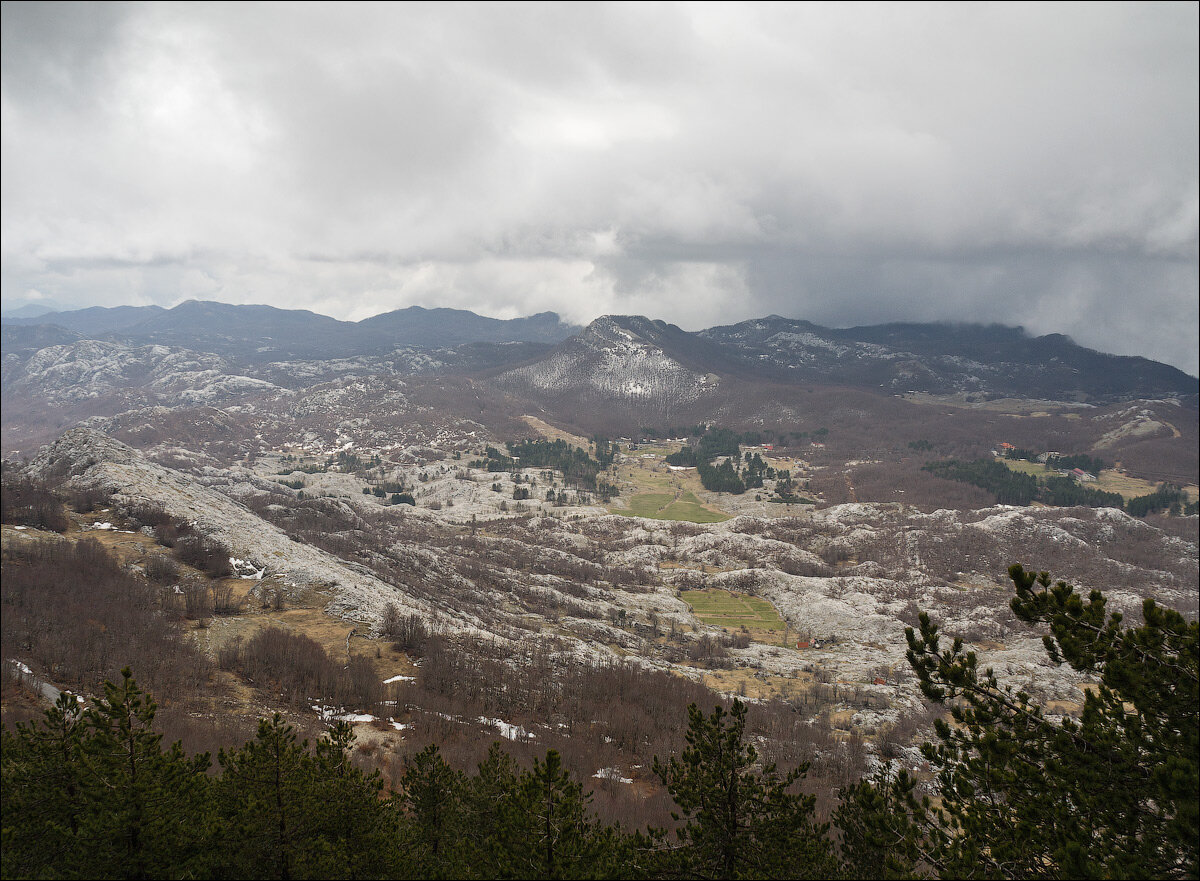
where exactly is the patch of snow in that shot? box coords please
[479,716,536,741]
[313,704,377,724]
[229,557,265,580]
[592,767,634,784]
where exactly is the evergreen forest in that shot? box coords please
[474,439,616,493]
[922,458,1198,514]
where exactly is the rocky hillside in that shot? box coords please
[497,316,732,417]
[21,426,1198,726]
[701,316,1198,401]
[25,428,436,625]
[4,340,280,408]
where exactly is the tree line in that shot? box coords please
[473,439,615,494]
[1126,484,1194,517]
[923,457,1198,514]
[1000,447,1110,476]
[4,567,1195,880]
[667,439,780,497]
[664,427,744,466]
[697,458,746,495]
[640,426,826,448]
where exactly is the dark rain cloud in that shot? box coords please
[2,2,1196,373]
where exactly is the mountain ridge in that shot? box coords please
[5,303,1196,406]
[499,313,1198,410]
[2,300,581,362]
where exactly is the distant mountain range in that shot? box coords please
[2,301,579,361]
[0,299,66,318]
[4,301,1196,404]
[698,316,1196,401]
[500,314,1198,406]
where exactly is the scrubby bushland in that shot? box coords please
[1,470,70,532]
[120,500,177,530]
[67,485,111,514]
[380,603,429,655]
[395,632,865,828]
[173,534,234,578]
[118,500,197,548]
[221,626,381,712]
[1,538,211,706]
[143,553,181,585]
[6,567,1193,879]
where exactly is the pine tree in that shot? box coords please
[76,669,213,879]
[901,565,1199,879]
[309,720,397,879]
[439,742,519,878]
[503,749,616,880]
[835,766,935,880]
[446,744,627,880]
[399,744,468,878]
[214,713,320,879]
[1,692,88,878]
[2,670,213,880]
[213,714,396,879]
[652,700,835,879]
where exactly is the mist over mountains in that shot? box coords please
[4,300,1195,404]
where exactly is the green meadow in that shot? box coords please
[619,491,728,523]
[680,588,789,641]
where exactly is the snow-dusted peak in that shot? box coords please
[499,315,712,407]
[578,315,674,348]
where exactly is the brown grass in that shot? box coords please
[698,668,811,701]
[520,415,593,449]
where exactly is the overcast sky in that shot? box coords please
[2,2,1197,373]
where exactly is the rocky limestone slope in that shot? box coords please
[498,316,717,407]
[21,427,1198,727]
[26,428,437,627]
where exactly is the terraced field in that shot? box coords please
[680,588,790,643]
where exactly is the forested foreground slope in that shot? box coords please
[4,567,1196,879]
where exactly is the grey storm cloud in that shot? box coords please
[2,1,1197,373]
